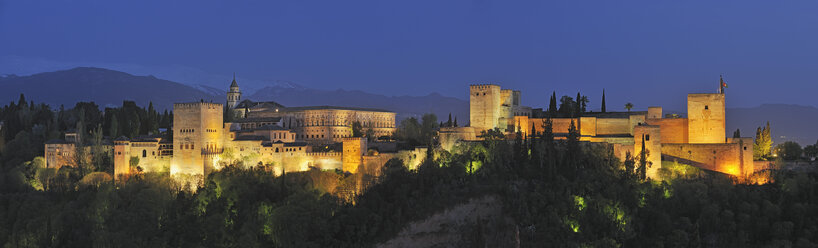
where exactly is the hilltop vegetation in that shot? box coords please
[1,99,818,247]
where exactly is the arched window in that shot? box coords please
[142,150,147,157]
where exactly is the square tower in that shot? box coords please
[687,93,725,143]
[634,125,662,179]
[342,137,367,174]
[469,84,502,132]
[171,102,224,176]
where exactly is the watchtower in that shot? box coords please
[469,84,502,132]
[171,102,224,176]
[687,93,725,143]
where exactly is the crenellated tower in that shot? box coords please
[227,73,241,109]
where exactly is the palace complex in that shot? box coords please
[45,77,756,181]
[46,77,419,181]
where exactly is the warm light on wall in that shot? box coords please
[212,156,222,170]
[724,164,740,176]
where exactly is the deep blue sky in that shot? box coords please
[2,0,818,111]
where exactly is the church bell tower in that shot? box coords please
[227,73,241,109]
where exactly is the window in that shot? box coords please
[744,146,747,150]
[275,148,279,152]
[142,150,147,157]
[704,105,709,110]
[645,134,650,141]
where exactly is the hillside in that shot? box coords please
[0,67,219,110]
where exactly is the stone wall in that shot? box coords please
[661,143,747,176]
[646,118,689,144]
[595,118,632,135]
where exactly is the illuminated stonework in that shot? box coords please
[444,82,755,179]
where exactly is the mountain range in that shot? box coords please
[0,67,814,145]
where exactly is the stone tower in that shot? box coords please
[687,93,725,143]
[113,137,131,180]
[227,74,241,109]
[171,102,224,176]
[633,125,662,179]
[469,84,502,133]
[342,137,367,174]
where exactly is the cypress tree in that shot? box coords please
[447,113,452,127]
[601,89,607,113]
[575,92,582,116]
[548,91,557,116]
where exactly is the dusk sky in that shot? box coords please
[2,0,818,111]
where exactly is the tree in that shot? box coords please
[447,113,452,127]
[548,91,557,116]
[129,156,140,174]
[91,124,107,173]
[754,122,772,160]
[575,92,582,115]
[624,102,634,112]
[623,151,635,179]
[17,93,26,107]
[109,113,119,138]
[601,89,607,113]
[352,121,363,137]
[733,129,741,138]
[579,95,589,113]
[559,96,576,117]
[454,117,458,127]
[803,141,818,161]
[420,113,438,144]
[637,134,650,180]
[774,141,802,161]
[74,112,89,175]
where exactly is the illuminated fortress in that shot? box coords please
[45,78,754,181]
[442,83,754,179]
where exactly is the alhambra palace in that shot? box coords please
[45,78,755,180]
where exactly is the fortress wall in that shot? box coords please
[688,93,726,143]
[646,118,689,144]
[595,118,631,135]
[727,137,754,176]
[589,137,634,145]
[629,115,646,134]
[305,152,343,171]
[579,117,597,136]
[612,143,634,163]
[439,127,478,151]
[661,143,746,176]
[551,118,578,134]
